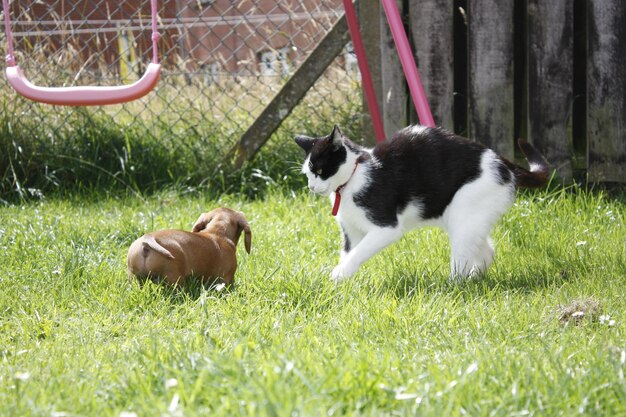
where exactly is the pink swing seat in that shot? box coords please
[5,63,161,106]
[3,0,161,106]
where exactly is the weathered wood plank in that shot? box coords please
[358,0,383,145]
[408,0,454,130]
[587,2,626,183]
[226,14,351,168]
[467,0,515,158]
[380,0,407,137]
[527,0,574,182]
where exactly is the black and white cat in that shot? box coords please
[294,125,549,282]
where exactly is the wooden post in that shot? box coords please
[358,0,383,145]
[380,0,408,137]
[527,0,574,182]
[408,0,454,130]
[467,0,515,158]
[226,14,351,168]
[587,2,626,182]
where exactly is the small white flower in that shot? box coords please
[395,392,419,401]
[165,378,178,389]
[168,393,180,413]
[599,314,616,326]
[14,372,30,381]
[465,362,478,375]
[576,241,587,247]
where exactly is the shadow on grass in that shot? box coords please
[131,275,235,304]
[382,266,575,300]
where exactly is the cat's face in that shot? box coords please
[294,125,347,195]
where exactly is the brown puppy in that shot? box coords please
[127,207,251,286]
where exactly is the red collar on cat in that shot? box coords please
[332,161,359,216]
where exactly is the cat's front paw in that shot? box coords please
[331,265,346,282]
[330,262,357,283]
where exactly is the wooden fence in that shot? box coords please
[359,0,625,183]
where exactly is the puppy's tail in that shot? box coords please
[505,139,551,188]
[141,235,175,259]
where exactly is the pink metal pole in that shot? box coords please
[342,0,386,142]
[380,0,435,127]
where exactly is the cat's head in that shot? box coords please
[294,125,353,196]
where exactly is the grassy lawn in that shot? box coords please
[1,186,625,416]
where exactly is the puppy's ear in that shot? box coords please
[236,214,252,254]
[192,213,213,232]
[294,135,316,154]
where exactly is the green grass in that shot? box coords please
[1,185,625,416]
[0,72,364,203]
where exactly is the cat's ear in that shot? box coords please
[330,125,344,149]
[294,135,316,153]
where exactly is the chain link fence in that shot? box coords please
[1,0,363,197]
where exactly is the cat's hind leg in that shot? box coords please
[444,175,514,281]
[448,231,487,280]
[476,237,495,273]
[448,235,495,281]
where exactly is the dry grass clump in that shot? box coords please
[558,297,601,325]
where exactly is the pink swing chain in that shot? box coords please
[3,0,16,66]
[149,0,160,64]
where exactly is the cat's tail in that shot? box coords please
[506,139,551,188]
